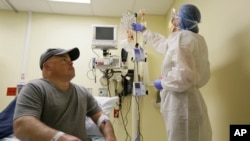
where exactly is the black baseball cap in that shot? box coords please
[39,47,80,70]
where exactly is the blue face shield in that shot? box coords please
[178,4,201,33]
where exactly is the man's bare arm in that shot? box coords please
[14,116,81,141]
[91,112,117,141]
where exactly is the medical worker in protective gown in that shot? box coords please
[132,4,212,141]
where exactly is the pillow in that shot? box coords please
[94,96,118,115]
[86,96,118,136]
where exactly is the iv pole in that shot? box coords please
[132,12,140,141]
[120,10,147,141]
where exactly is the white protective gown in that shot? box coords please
[143,30,212,141]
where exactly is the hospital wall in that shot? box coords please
[0,10,167,141]
[1,0,250,140]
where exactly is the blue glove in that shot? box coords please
[131,23,145,32]
[154,79,163,91]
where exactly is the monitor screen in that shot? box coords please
[135,83,140,88]
[92,25,117,49]
[95,27,114,40]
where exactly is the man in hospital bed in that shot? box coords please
[12,47,117,141]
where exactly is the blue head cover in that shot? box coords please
[178,4,201,33]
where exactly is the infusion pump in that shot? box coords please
[93,56,121,69]
[133,82,147,96]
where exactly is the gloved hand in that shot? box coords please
[131,23,145,32]
[154,79,163,91]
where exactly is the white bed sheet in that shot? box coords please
[0,134,19,141]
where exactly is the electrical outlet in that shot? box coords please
[114,109,119,118]
[98,88,107,96]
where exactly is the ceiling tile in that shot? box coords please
[0,0,10,10]
[48,2,92,15]
[0,0,175,17]
[91,0,135,17]
[9,0,50,12]
[134,0,174,15]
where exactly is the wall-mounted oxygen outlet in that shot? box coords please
[98,88,107,96]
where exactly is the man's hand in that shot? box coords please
[58,134,81,141]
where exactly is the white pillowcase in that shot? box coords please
[86,96,118,136]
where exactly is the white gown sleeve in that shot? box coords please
[142,30,170,55]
